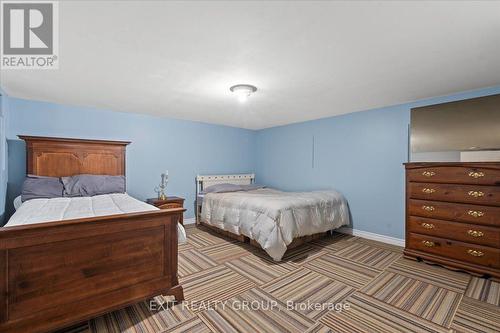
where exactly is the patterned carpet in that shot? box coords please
[60,225,500,333]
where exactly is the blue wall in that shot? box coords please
[5,97,256,220]
[3,86,500,236]
[255,86,500,239]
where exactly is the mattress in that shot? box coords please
[5,193,187,243]
[201,188,349,260]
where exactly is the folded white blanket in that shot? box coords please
[5,193,187,244]
[201,188,349,260]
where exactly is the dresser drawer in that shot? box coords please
[407,166,500,185]
[409,182,500,206]
[158,203,182,209]
[408,199,500,226]
[408,216,500,248]
[407,233,500,269]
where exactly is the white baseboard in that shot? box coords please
[184,217,196,225]
[337,227,405,247]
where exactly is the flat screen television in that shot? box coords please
[410,94,500,162]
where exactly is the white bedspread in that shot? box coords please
[201,188,349,260]
[5,193,186,243]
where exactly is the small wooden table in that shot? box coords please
[146,196,185,225]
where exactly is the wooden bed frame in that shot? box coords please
[195,174,328,251]
[0,136,184,333]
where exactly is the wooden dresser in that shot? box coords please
[404,162,500,280]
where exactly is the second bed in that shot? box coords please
[197,174,350,261]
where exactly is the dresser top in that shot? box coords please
[405,162,500,169]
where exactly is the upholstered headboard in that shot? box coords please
[19,136,131,177]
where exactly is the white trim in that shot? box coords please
[337,227,405,247]
[196,173,255,197]
[196,173,255,182]
[184,217,196,225]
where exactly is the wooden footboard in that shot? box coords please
[0,209,184,333]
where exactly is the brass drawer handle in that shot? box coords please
[468,171,485,179]
[422,171,436,177]
[421,223,435,229]
[422,205,435,212]
[467,230,484,237]
[468,191,484,198]
[422,188,436,194]
[467,210,484,218]
[467,249,484,257]
[422,240,435,247]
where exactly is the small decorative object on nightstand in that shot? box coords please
[146,196,185,225]
[154,170,169,200]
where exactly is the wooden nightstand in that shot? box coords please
[146,196,185,225]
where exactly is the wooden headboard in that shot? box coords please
[19,136,131,177]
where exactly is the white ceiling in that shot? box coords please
[2,1,500,130]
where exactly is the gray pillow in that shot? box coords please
[202,183,266,194]
[238,184,266,191]
[62,174,125,197]
[21,175,64,202]
[202,183,243,194]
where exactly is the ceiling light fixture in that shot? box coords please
[230,84,257,103]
